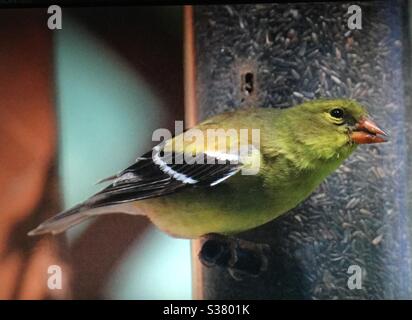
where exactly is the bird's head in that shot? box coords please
[284,99,387,161]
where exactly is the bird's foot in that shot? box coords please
[198,233,271,281]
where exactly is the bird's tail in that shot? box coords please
[28,202,140,236]
[28,204,93,236]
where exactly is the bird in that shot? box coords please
[28,99,387,239]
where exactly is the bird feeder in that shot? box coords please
[185,2,412,299]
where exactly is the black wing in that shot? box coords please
[27,144,246,236]
[85,145,243,209]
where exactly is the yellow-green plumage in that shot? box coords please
[138,99,364,238]
[30,98,383,239]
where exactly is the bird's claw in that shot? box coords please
[198,233,270,280]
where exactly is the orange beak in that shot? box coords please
[350,117,388,144]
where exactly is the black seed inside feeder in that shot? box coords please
[187,1,412,299]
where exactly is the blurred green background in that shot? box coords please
[54,7,191,299]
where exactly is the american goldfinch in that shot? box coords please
[29,99,386,238]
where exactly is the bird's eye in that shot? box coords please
[330,108,344,119]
